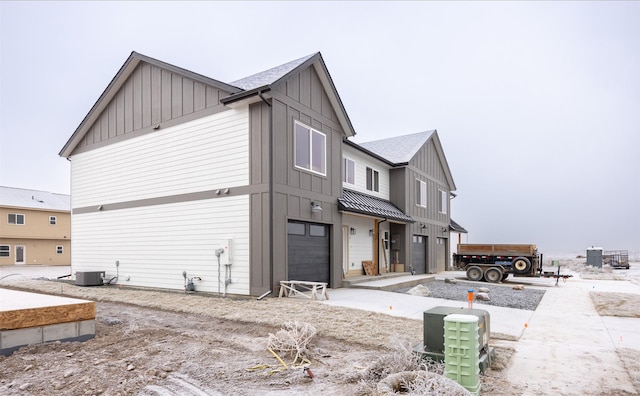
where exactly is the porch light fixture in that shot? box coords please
[350,227,356,235]
[311,201,323,212]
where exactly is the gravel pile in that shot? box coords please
[394,280,545,311]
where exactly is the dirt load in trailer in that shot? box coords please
[453,244,542,283]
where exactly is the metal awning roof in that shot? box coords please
[338,189,414,223]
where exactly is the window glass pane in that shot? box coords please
[311,130,325,174]
[309,225,326,237]
[295,123,310,170]
[373,170,379,192]
[0,245,9,257]
[366,168,373,190]
[8,214,15,224]
[421,182,427,207]
[287,222,305,235]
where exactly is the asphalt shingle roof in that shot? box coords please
[230,53,316,91]
[358,130,435,164]
[338,189,414,223]
[0,186,70,211]
[450,218,468,233]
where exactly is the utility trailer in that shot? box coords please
[453,244,572,283]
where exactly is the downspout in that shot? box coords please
[377,218,387,274]
[258,91,274,295]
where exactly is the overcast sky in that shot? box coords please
[1,1,638,256]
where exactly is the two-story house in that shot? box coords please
[0,186,71,266]
[59,51,456,296]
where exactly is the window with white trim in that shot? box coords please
[343,157,355,185]
[0,245,9,257]
[438,189,447,214]
[294,121,326,175]
[56,245,63,254]
[416,179,427,207]
[8,213,25,225]
[366,167,379,192]
[50,216,57,225]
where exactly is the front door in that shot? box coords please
[15,245,25,265]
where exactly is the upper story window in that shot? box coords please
[438,189,447,214]
[416,179,427,207]
[8,213,25,225]
[294,121,326,176]
[56,245,64,254]
[49,216,57,225]
[0,245,9,257]
[343,157,355,185]
[366,167,379,192]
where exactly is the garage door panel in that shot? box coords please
[287,221,330,284]
[412,235,426,274]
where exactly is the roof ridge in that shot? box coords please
[229,52,318,90]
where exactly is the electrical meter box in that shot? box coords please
[415,306,494,373]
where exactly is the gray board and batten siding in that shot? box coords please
[370,132,455,274]
[248,62,348,295]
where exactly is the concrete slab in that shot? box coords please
[0,288,96,356]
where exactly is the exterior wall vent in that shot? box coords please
[76,271,105,286]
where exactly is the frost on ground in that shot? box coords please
[0,279,522,395]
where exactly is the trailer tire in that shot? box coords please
[512,257,532,274]
[484,267,503,283]
[466,266,484,282]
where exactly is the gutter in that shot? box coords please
[222,86,271,106]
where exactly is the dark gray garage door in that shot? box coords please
[287,221,330,283]
[412,235,426,274]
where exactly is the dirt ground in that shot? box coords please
[0,279,520,395]
[1,259,638,395]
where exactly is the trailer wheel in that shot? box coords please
[466,266,484,282]
[484,267,503,283]
[512,257,532,274]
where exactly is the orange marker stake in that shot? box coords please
[467,289,474,309]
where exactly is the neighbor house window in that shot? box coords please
[56,245,63,254]
[366,167,379,192]
[50,216,57,225]
[8,213,25,225]
[343,157,355,185]
[0,245,9,257]
[294,121,326,175]
[438,190,447,214]
[416,180,427,207]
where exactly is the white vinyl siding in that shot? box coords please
[71,195,250,294]
[341,145,390,199]
[71,108,249,207]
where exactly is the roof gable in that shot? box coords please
[60,52,241,158]
[357,130,456,191]
[223,52,355,137]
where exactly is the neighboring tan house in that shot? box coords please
[59,51,457,296]
[0,186,71,266]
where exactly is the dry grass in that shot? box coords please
[590,292,640,318]
[618,348,640,394]
[1,279,425,350]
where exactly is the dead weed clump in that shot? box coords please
[348,338,471,396]
[267,321,317,359]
